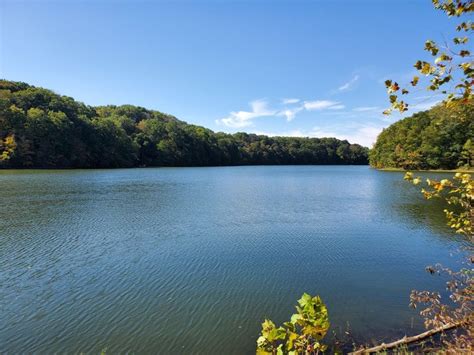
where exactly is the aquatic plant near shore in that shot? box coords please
[256,293,329,355]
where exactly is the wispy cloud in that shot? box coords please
[408,94,443,113]
[338,75,359,92]
[278,106,304,122]
[413,94,444,101]
[281,98,300,104]
[251,123,383,148]
[309,125,382,147]
[215,99,276,128]
[409,100,441,112]
[303,100,344,111]
[217,97,347,127]
[352,106,380,112]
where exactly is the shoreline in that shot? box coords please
[0,164,369,171]
[376,167,473,173]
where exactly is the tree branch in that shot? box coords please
[348,320,467,354]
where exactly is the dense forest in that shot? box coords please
[0,80,368,168]
[369,102,474,170]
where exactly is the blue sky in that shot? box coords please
[1,0,457,147]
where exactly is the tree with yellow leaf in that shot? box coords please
[383,0,473,115]
[0,134,17,164]
[383,1,473,352]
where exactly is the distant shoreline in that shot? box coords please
[0,164,370,171]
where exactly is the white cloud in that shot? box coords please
[278,106,304,122]
[342,126,383,147]
[253,129,307,138]
[303,100,343,111]
[338,75,359,92]
[413,94,444,101]
[216,97,348,127]
[216,99,277,128]
[309,125,381,147]
[281,98,300,104]
[250,124,384,148]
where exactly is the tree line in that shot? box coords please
[369,102,473,170]
[0,80,368,168]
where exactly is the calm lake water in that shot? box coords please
[0,166,468,353]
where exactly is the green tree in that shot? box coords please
[0,79,370,168]
[459,139,474,168]
[369,102,473,169]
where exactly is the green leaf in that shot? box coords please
[256,294,330,354]
[276,344,284,355]
[297,293,312,308]
[256,336,267,348]
[286,331,298,350]
[290,313,302,324]
[261,319,276,339]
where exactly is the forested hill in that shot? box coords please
[0,80,368,168]
[369,102,474,170]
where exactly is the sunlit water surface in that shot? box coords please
[0,166,468,353]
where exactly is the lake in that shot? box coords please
[0,166,468,353]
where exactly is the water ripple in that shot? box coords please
[0,166,466,353]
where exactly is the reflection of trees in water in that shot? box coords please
[379,171,468,243]
[402,197,472,247]
[398,198,451,234]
